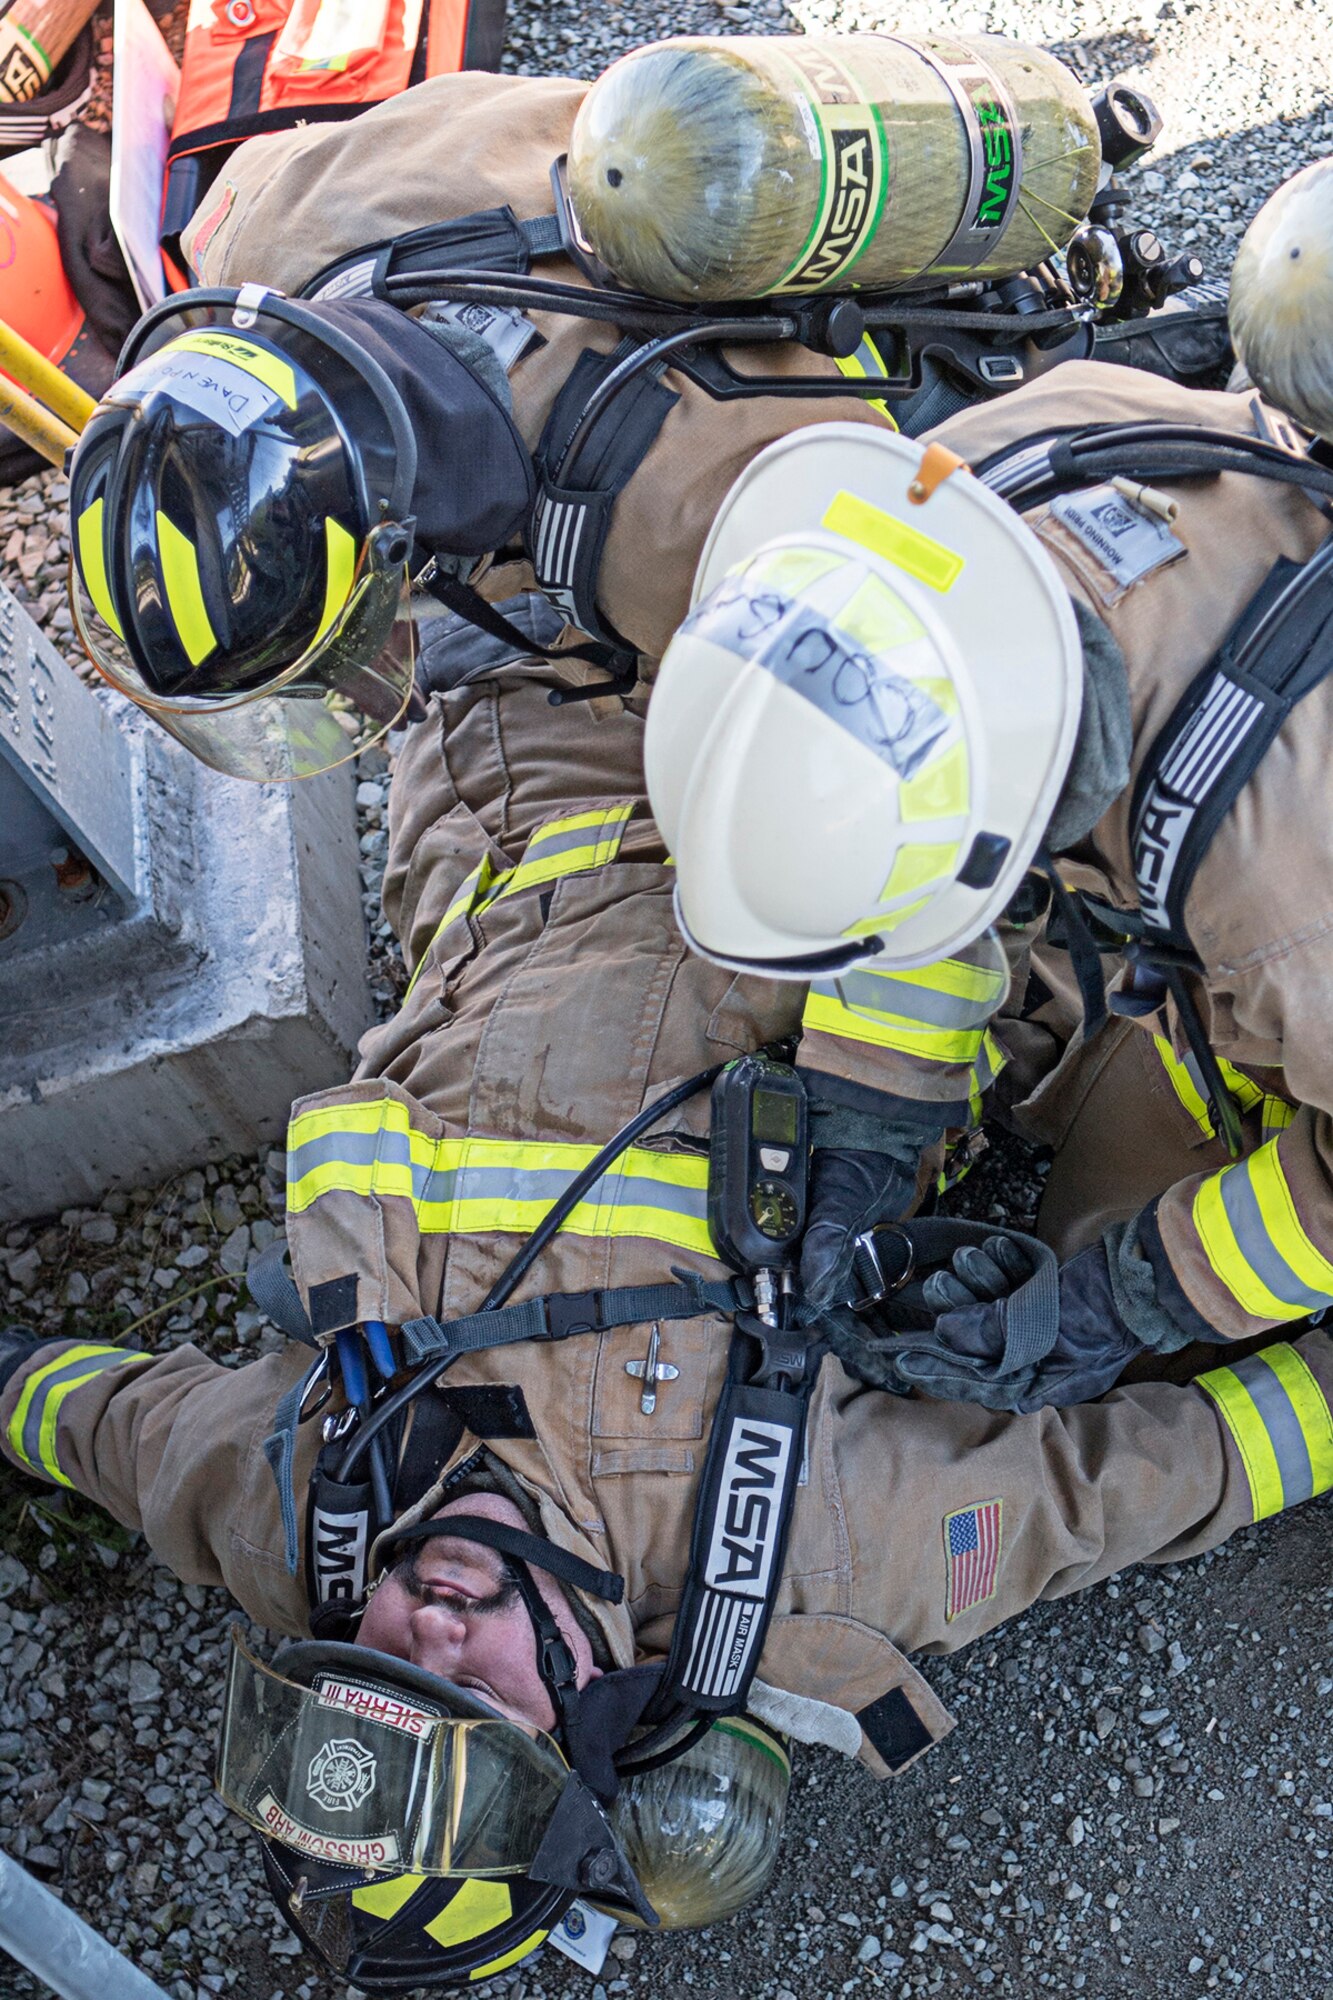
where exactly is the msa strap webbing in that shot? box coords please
[399,1272,748,1364]
[651,1318,823,1718]
[528,339,679,651]
[1123,538,1333,1153]
[1130,543,1333,945]
[303,207,564,302]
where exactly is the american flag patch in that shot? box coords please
[943,1499,1002,1621]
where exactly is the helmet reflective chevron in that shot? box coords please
[645,424,1083,978]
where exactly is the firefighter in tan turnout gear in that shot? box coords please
[651,166,1333,1427]
[9,510,1333,1978]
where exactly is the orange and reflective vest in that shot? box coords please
[162,0,505,276]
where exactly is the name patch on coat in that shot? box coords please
[1050,485,1185,593]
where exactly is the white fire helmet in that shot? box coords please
[645,424,1084,979]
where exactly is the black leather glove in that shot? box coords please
[799,1146,918,1319]
[888,1237,1147,1413]
[796,1097,926,1322]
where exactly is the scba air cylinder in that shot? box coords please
[568,34,1102,303]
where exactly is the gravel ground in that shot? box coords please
[3,2,1333,1997]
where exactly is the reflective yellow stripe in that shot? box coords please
[401,858,498,1003]
[1247,1140,1333,1296]
[1192,1169,1305,1323]
[490,805,633,900]
[286,1102,714,1256]
[801,990,983,1064]
[833,335,900,429]
[76,500,123,639]
[804,953,1006,1064]
[469,1929,548,1979]
[1198,1342,1333,1520]
[1193,1139,1333,1324]
[823,490,963,594]
[1152,1034,1265,1140]
[969,1029,1006,1116]
[7,1344,147,1486]
[1197,1360,1286,1518]
[156,512,217,666]
[1263,1343,1333,1493]
[315,517,356,644]
[165,331,297,409]
[1153,1033,1210,1135]
[1263,1094,1296,1142]
[401,809,633,1004]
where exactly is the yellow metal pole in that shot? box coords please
[0,377,78,466]
[0,317,96,434]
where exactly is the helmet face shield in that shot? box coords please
[71,523,417,781]
[217,1632,569,1877]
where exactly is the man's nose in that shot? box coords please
[408,1599,470,1667]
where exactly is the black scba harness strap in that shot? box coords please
[303,1265,819,1735]
[979,420,1333,1155]
[296,187,1112,696]
[646,1317,822,1728]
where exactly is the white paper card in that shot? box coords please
[548,1899,619,1975]
[110,0,181,310]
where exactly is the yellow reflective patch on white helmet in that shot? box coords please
[822,489,964,594]
[898,738,971,823]
[833,572,925,653]
[880,839,960,904]
[746,544,843,595]
[842,894,930,940]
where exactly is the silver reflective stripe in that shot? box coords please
[1218,1161,1333,1315]
[286,1130,706,1223]
[519,819,613,866]
[18,1350,133,1476]
[823,967,996,1032]
[973,1034,1001,1092]
[1226,1352,1315,1505]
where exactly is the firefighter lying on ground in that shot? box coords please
[7,561,1333,1987]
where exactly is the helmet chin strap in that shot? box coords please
[380,1515,619,1774]
[380,1514,660,1928]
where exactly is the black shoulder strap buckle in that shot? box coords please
[543,1289,608,1339]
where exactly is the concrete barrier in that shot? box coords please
[0,583,373,1222]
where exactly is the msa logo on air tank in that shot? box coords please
[972,96,1016,229]
[704,1418,793,1596]
[785,126,882,290]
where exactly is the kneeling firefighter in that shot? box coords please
[15,416,1333,1981]
[649,161,1333,1415]
[65,52,1221,776]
